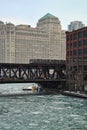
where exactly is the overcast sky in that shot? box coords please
[0,0,87,30]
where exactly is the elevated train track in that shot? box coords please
[0,60,66,90]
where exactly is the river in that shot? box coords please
[0,83,87,130]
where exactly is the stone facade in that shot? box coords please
[0,13,66,63]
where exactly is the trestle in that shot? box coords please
[0,62,66,89]
[0,63,66,80]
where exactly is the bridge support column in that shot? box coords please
[0,66,1,77]
[19,68,21,79]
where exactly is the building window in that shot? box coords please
[73,42,77,48]
[67,44,70,49]
[78,49,82,55]
[78,32,82,39]
[67,35,70,41]
[83,39,87,47]
[70,51,72,56]
[78,58,83,62]
[84,56,87,61]
[70,35,72,40]
[73,33,77,40]
[73,50,77,56]
[84,65,87,71]
[83,48,87,55]
[67,51,69,56]
[78,40,82,47]
[83,30,87,38]
[70,43,72,48]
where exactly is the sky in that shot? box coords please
[0,0,87,30]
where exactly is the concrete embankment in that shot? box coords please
[61,91,87,99]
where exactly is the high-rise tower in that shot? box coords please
[68,21,85,31]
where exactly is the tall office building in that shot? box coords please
[0,13,66,63]
[68,21,85,31]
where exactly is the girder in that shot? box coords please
[0,62,66,85]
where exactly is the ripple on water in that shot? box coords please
[0,92,87,130]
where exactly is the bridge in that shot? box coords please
[0,60,66,91]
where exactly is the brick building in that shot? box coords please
[66,27,87,91]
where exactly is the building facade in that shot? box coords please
[0,13,66,63]
[68,21,85,31]
[66,27,87,91]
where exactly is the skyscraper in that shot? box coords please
[0,13,66,63]
[68,21,85,31]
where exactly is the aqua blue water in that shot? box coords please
[0,84,87,130]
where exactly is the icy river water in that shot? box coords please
[0,83,87,130]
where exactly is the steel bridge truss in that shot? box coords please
[0,62,66,82]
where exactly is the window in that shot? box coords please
[73,42,77,48]
[83,48,87,55]
[67,35,70,41]
[78,40,82,47]
[83,66,87,71]
[73,50,77,56]
[73,33,77,40]
[78,49,82,55]
[83,39,87,47]
[70,35,72,40]
[67,51,69,56]
[78,31,82,39]
[78,58,83,62]
[83,30,87,38]
[67,44,70,49]
[84,56,87,61]
[70,51,72,56]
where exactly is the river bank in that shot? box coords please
[61,91,87,99]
